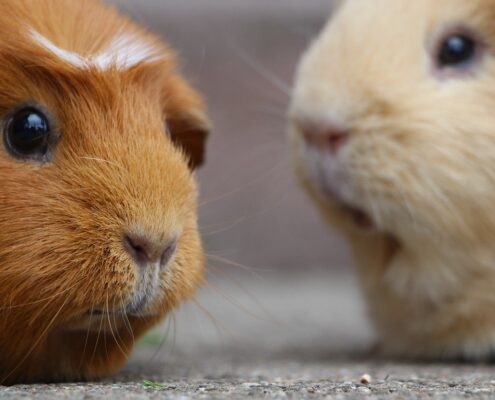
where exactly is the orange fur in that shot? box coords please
[0,0,209,383]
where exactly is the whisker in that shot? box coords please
[169,312,177,357]
[199,158,286,208]
[230,45,291,98]
[89,298,106,365]
[204,267,281,327]
[78,156,124,170]
[247,104,288,120]
[106,294,127,358]
[147,312,174,363]
[2,278,83,311]
[119,293,135,343]
[190,297,235,342]
[78,302,95,370]
[27,275,86,326]
[200,216,251,237]
[102,301,109,361]
[206,254,271,275]
[200,278,271,322]
[2,295,70,383]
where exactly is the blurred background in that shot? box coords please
[107,0,372,362]
[111,0,351,276]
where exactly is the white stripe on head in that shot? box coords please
[29,29,164,70]
[94,33,163,69]
[30,29,88,68]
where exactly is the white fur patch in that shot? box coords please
[30,29,163,70]
[30,30,87,68]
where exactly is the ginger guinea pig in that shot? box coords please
[290,0,495,360]
[0,0,209,384]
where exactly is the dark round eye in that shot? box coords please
[4,108,51,160]
[438,34,477,68]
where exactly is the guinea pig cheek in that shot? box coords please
[66,247,177,331]
[302,141,375,230]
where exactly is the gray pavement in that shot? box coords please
[3,274,495,399]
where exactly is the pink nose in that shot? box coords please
[124,234,177,268]
[301,124,349,154]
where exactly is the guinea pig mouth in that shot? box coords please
[88,309,122,316]
[85,286,159,319]
[78,309,125,321]
[320,182,376,230]
[343,205,375,230]
[87,298,154,318]
[81,304,150,321]
[313,166,375,230]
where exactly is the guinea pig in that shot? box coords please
[290,0,495,360]
[0,0,209,384]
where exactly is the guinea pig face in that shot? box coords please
[0,0,209,383]
[290,0,495,246]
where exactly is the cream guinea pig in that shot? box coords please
[290,0,495,360]
[0,0,209,383]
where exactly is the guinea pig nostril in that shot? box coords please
[124,234,153,264]
[123,234,177,268]
[160,241,177,268]
[326,130,348,153]
[302,128,349,154]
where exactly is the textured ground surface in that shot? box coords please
[3,274,495,399]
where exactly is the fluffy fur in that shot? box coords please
[0,0,209,384]
[290,0,495,360]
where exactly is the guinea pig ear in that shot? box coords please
[164,75,211,170]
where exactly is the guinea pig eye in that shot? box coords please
[437,34,477,68]
[4,108,51,160]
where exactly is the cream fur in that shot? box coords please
[290,0,495,360]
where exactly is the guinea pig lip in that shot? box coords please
[318,179,376,230]
[85,292,158,318]
[84,309,123,317]
[321,189,376,230]
[341,204,375,231]
[84,307,152,318]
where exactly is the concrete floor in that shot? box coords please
[4,274,495,399]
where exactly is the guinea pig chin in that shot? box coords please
[109,235,178,308]
[65,261,171,332]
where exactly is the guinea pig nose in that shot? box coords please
[301,123,349,154]
[124,234,177,268]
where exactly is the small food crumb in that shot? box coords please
[360,374,371,385]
